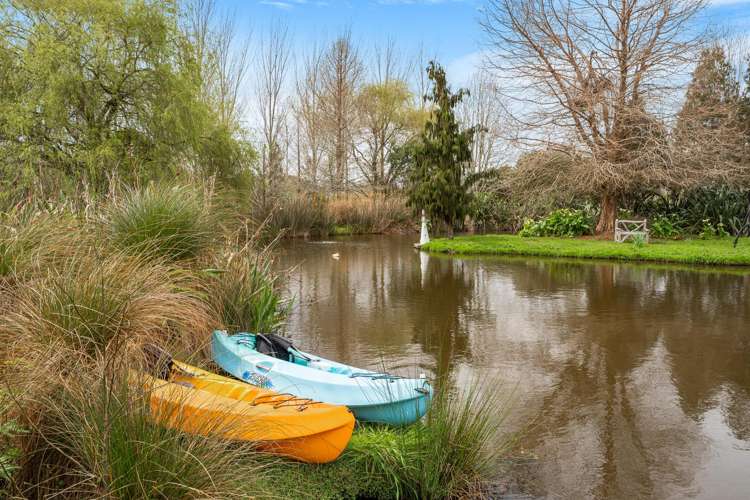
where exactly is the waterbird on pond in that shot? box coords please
[332,253,340,260]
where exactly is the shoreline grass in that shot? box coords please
[422,234,750,266]
[0,185,510,499]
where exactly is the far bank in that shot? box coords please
[421,234,750,266]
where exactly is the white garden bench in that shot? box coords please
[614,219,649,243]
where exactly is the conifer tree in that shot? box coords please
[405,62,478,237]
[677,46,740,133]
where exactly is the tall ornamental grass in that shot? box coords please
[104,184,217,261]
[0,209,84,282]
[207,246,288,333]
[3,252,211,361]
[12,364,265,499]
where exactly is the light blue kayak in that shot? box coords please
[212,331,432,426]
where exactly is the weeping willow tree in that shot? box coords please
[0,0,255,206]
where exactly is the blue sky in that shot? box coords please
[217,0,750,85]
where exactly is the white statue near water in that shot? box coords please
[415,210,430,249]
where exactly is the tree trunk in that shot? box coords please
[595,193,618,236]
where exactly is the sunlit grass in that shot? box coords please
[423,234,750,266]
[262,378,513,499]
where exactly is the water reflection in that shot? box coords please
[276,235,750,499]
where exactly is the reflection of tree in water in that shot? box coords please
[278,237,485,384]
[385,253,484,384]
[504,260,750,498]
[279,240,750,498]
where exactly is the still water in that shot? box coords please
[275,234,750,499]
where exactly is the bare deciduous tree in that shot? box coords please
[294,45,326,187]
[457,71,510,174]
[256,22,291,205]
[319,32,363,192]
[182,0,250,129]
[482,0,707,233]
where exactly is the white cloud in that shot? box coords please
[259,0,310,10]
[446,50,488,87]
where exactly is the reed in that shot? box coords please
[327,195,412,235]
[207,245,288,333]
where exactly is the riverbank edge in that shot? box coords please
[421,234,750,266]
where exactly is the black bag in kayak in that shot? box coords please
[255,333,295,361]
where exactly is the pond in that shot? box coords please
[275,234,750,499]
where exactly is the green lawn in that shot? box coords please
[421,234,750,266]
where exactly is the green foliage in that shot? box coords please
[404,62,478,234]
[631,233,647,248]
[423,234,750,266]
[1,394,25,484]
[0,0,255,205]
[518,209,593,238]
[630,185,749,236]
[208,247,288,333]
[105,184,216,261]
[698,219,730,239]
[357,81,425,190]
[469,191,511,231]
[28,370,259,498]
[649,215,683,239]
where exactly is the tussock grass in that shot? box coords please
[12,362,265,499]
[104,184,218,261]
[0,209,85,282]
[3,252,211,360]
[264,379,513,499]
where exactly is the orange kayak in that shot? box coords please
[141,360,355,464]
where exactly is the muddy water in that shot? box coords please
[275,234,750,499]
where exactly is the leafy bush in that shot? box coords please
[649,215,683,239]
[628,185,749,236]
[105,185,217,261]
[469,191,511,232]
[518,208,593,237]
[1,394,25,486]
[698,219,730,239]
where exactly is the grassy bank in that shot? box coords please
[422,234,750,266]
[0,184,509,499]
